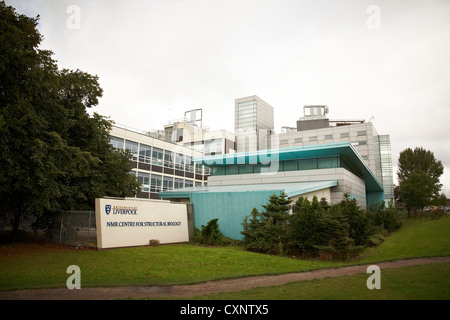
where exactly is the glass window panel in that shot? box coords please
[137,172,150,192]
[185,155,194,172]
[125,140,138,161]
[163,176,173,191]
[175,153,185,170]
[150,174,162,192]
[164,150,174,168]
[152,147,164,166]
[357,131,367,136]
[299,158,317,170]
[238,165,254,174]
[110,136,124,150]
[212,166,226,176]
[341,132,350,138]
[309,136,317,141]
[139,144,151,164]
[318,157,338,169]
[174,178,184,189]
[238,101,255,109]
[283,160,298,171]
[185,180,193,188]
[226,165,239,175]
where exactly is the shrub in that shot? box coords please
[241,192,291,255]
[195,218,234,246]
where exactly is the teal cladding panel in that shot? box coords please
[366,191,384,207]
[190,190,282,240]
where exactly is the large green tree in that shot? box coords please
[396,147,444,214]
[0,2,139,231]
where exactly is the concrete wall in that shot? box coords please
[207,167,367,209]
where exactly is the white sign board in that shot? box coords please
[95,198,189,249]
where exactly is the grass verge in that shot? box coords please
[0,214,449,292]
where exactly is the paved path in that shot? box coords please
[1,256,449,300]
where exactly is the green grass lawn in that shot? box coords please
[0,243,343,291]
[359,214,450,263]
[187,262,450,300]
[0,214,449,294]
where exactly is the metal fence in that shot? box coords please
[58,210,96,248]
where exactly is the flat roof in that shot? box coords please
[159,180,338,199]
[193,142,383,193]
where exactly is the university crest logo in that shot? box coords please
[105,205,112,215]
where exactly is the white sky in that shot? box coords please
[6,0,450,196]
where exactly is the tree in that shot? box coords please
[241,192,291,255]
[0,3,139,232]
[396,147,444,214]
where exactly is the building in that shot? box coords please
[276,105,394,202]
[235,95,274,152]
[160,142,384,239]
[110,124,210,200]
[163,108,236,156]
[110,95,394,240]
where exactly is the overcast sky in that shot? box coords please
[7,0,450,196]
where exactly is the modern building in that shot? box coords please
[110,124,210,200]
[163,108,236,156]
[235,95,274,152]
[160,142,384,239]
[276,105,393,202]
[110,96,394,240]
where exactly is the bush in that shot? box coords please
[241,193,291,255]
[195,218,235,246]
[242,193,406,261]
[369,200,404,233]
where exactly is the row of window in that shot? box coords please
[135,171,202,193]
[110,136,210,175]
[280,131,368,145]
[210,156,358,176]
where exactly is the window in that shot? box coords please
[185,156,194,173]
[164,150,174,168]
[205,139,222,155]
[357,131,367,136]
[283,160,298,171]
[280,139,288,145]
[125,140,138,161]
[150,174,162,192]
[174,178,184,189]
[294,138,303,143]
[309,136,317,141]
[359,140,367,145]
[195,164,203,175]
[175,153,185,170]
[325,134,333,140]
[226,165,239,175]
[299,158,317,170]
[238,165,254,174]
[185,180,193,188]
[341,133,349,138]
[110,136,124,150]
[163,176,173,191]
[152,148,163,166]
[139,144,151,164]
[137,172,150,192]
[318,157,338,169]
[212,166,225,176]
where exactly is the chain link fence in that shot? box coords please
[58,210,97,248]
